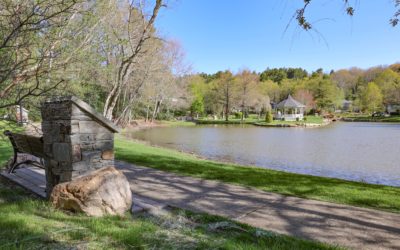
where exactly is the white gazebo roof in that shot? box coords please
[277,95,305,109]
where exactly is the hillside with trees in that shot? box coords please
[187,64,400,121]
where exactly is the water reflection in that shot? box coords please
[126,122,400,187]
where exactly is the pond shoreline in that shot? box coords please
[194,118,332,128]
[253,120,332,128]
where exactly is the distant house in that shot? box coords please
[386,104,400,114]
[15,105,29,124]
[275,95,306,121]
[342,100,353,111]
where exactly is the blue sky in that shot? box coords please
[155,0,400,74]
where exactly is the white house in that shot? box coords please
[387,104,400,114]
[274,95,306,121]
[15,105,29,124]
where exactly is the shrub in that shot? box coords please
[157,112,174,121]
[265,111,273,123]
[234,112,243,119]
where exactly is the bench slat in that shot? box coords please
[3,130,45,160]
[13,136,31,153]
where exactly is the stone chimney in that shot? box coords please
[41,96,119,196]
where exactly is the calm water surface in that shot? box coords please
[126,122,400,186]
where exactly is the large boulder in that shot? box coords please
[50,166,132,217]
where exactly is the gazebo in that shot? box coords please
[275,95,306,121]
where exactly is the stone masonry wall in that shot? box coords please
[41,98,115,196]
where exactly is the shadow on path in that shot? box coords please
[116,161,400,250]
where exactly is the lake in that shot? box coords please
[126,122,400,186]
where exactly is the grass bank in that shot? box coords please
[195,119,257,125]
[0,178,338,250]
[159,120,196,127]
[342,114,400,123]
[115,137,400,213]
[196,115,324,127]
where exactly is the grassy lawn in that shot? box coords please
[115,137,400,213]
[196,115,324,126]
[0,139,12,167]
[0,178,338,250]
[159,120,196,127]
[342,114,400,123]
[0,121,23,167]
[304,115,324,124]
[195,118,258,125]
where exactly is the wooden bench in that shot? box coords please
[3,130,45,173]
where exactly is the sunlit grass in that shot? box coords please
[342,114,400,122]
[159,120,196,127]
[196,115,324,126]
[0,121,23,167]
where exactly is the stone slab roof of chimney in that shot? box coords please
[44,96,120,133]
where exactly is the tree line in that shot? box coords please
[188,64,400,121]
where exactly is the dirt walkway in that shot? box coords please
[116,161,400,250]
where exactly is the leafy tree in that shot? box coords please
[311,68,324,78]
[374,69,400,106]
[331,68,363,99]
[286,68,308,79]
[102,0,165,120]
[236,69,259,121]
[213,71,237,121]
[260,68,286,83]
[260,80,280,103]
[294,89,316,112]
[360,82,383,113]
[0,0,88,110]
[190,96,204,118]
[312,78,342,111]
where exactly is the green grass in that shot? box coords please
[196,116,324,126]
[304,115,324,124]
[115,137,400,213]
[0,139,11,167]
[0,178,339,250]
[195,118,258,125]
[0,121,23,167]
[159,120,197,127]
[342,114,400,123]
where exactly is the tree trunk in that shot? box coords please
[145,104,150,123]
[151,99,161,122]
[225,91,229,122]
[102,0,164,121]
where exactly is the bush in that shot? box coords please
[157,112,174,121]
[234,112,243,119]
[265,111,273,123]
